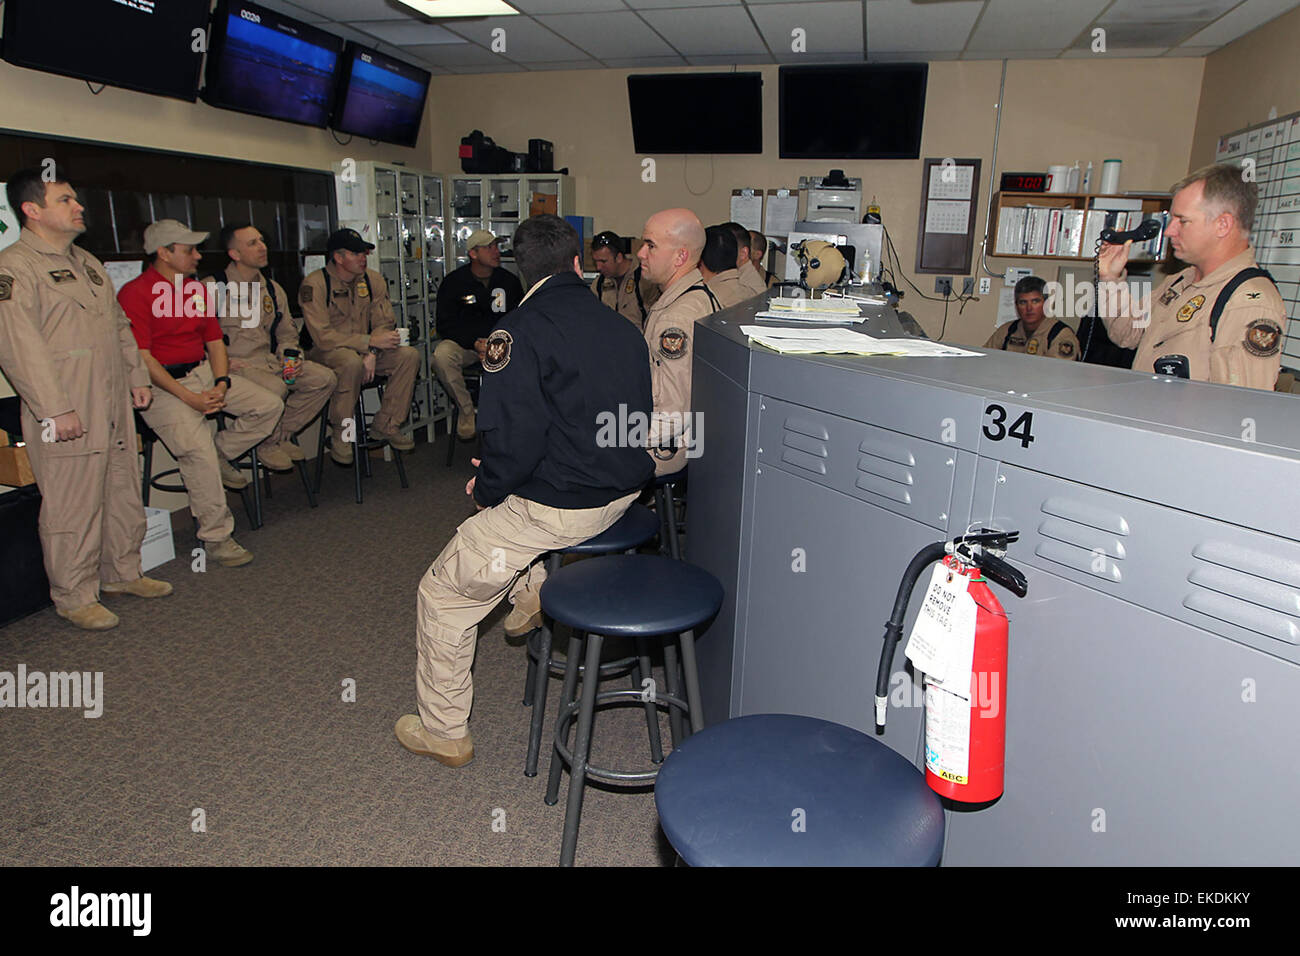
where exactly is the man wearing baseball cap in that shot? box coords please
[118,219,284,568]
[298,228,420,463]
[433,230,522,440]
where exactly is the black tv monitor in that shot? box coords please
[627,73,762,154]
[331,43,431,148]
[0,0,208,101]
[204,0,343,128]
[780,63,927,159]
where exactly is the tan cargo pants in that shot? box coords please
[415,491,639,739]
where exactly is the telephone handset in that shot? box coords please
[1100,218,1162,245]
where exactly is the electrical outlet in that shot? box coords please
[962,277,975,296]
[934,276,952,295]
[978,277,991,295]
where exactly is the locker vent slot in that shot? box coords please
[1033,497,1130,582]
[855,438,917,506]
[781,417,829,477]
[1185,541,1300,643]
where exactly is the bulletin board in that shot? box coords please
[915,157,981,275]
[1215,112,1300,364]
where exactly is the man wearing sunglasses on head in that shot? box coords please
[590,230,659,331]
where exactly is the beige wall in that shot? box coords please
[1189,4,1300,168]
[426,57,1204,346]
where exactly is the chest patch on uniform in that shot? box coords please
[300,285,313,303]
[1058,340,1075,358]
[1006,336,1025,349]
[0,274,12,301]
[483,329,513,372]
[332,288,349,298]
[1025,338,1040,355]
[86,267,104,286]
[1159,285,1181,306]
[357,278,370,298]
[263,295,275,315]
[624,277,636,295]
[1244,318,1283,357]
[1176,294,1205,322]
[48,269,76,284]
[659,327,689,359]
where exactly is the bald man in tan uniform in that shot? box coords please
[0,171,170,631]
[1099,164,1285,390]
[637,209,720,477]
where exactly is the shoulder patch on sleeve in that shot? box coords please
[483,329,513,372]
[1244,318,1283,357]
[1057,340,1075,358]
[300,284,314,303]
[0,274,13,301]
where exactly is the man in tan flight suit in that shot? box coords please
[1098,163,1285,390]
[299,228,420,464]
[637,209,719,477]
[984,276,1080,360]
[699,225,748,309]
[749,228,776,289]
[216,222,335,459]
[725,221,768,299]
[0,168,171,630]
[590,230,660,330]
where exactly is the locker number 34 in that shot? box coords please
[982,404,1036,449]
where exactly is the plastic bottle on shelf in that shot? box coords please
[1068,161,1081,193]
[1082,161,1093,193]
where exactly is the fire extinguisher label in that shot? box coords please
[906,563,978,697]
[925,682,971,784]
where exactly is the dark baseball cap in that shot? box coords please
[326,228,375,254]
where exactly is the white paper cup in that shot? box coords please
[397,328,410,346]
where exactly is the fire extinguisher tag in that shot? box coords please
[905,563,978,697]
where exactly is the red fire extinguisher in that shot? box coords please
[874,530,1026,804]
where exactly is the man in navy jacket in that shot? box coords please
[396,214,653,766]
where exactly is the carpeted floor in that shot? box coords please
[0,435,680,867]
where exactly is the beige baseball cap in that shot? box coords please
[144,219,208,253]
[466,229,499,251]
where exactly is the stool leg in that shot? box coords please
[560,633,603,867]
[352,403,365,504]
[445,407,458,467]
[523,628,539,708]
[313,417,326,494]
[249,450,264,529]
[662,640,685,747]
[141,442,153,506]
[678,629,704,735]
[297,460,317,508]
[654,487,670,556]
[393,448,409,489]
[663,482,681,560]
[545,631,585,806]
[524,626,552,777]
[635,636,664,764]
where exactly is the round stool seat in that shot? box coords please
[654,713,946,867]
[540,554,721,638]
[563,505,659,555]
[652,466,686,488]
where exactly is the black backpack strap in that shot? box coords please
[266,277,284,347]
[688,283,721,313]
[592,273,604,297]
[633,264,647,323]
[1046,320,1070,349]
[1001,320,1018,350]
[1209,268,1276,343]
[322,267,331,302]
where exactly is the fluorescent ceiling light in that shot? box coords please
[394,0,520,15]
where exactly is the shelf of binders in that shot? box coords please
[991,192,1172,263]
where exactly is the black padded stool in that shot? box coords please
[541,554,722,866]
[521,504,661,777]
[654,713,945,867]
[651,467,687,559]
[136,411,260,530]
[313,377,410,504]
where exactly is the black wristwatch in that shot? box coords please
[369,347,382,356]
[213,375,232,389]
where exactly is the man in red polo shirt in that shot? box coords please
[117,220,282,567]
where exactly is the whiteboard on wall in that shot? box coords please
[1216,113,1300,365]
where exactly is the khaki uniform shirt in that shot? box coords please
[984,319,1081,361]
[0,228,148,457]
[218,263,298,373]
[1102,247,1285,390]
[591,266,660,330]
[298,263,396,355]
[643,268,718,476]
[737,263,768,299]
[705,268,748,309]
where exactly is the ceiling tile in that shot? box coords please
[535,11,678,59]
[869,51,959,62]
[1059,46,1170,57]
[966,0,1111,51]
[625,0,740,7]
[867,0,983,54]
[602,55,690,67]
[346,19,465,45]
[442,63,527,74]
[523,59,605,70]
[253,0,330,22]
[508,0,626,10]
[294,0,411,20]
[749,1,863,57]
[683,54,776,66]
[1076,20,1212,47]
[961,49,1064,60]
[1101,0,1239,21]
[1181,0,1300,46]
[403,42,512,66]
[441,15,588,60]
[639,6,768,55]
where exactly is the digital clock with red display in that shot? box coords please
[1000,172,1049,192]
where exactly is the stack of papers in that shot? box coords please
[738,326,984,357]
[753,297,865,324]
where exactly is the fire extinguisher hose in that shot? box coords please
[874,542,949,730]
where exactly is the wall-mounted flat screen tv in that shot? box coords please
[204,0,343,128]
[330,43,431,149]
[627,73,762,154]
[780,63,927,159]
[1,0,208,101]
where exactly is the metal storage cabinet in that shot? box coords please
[691,302,1300,865]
